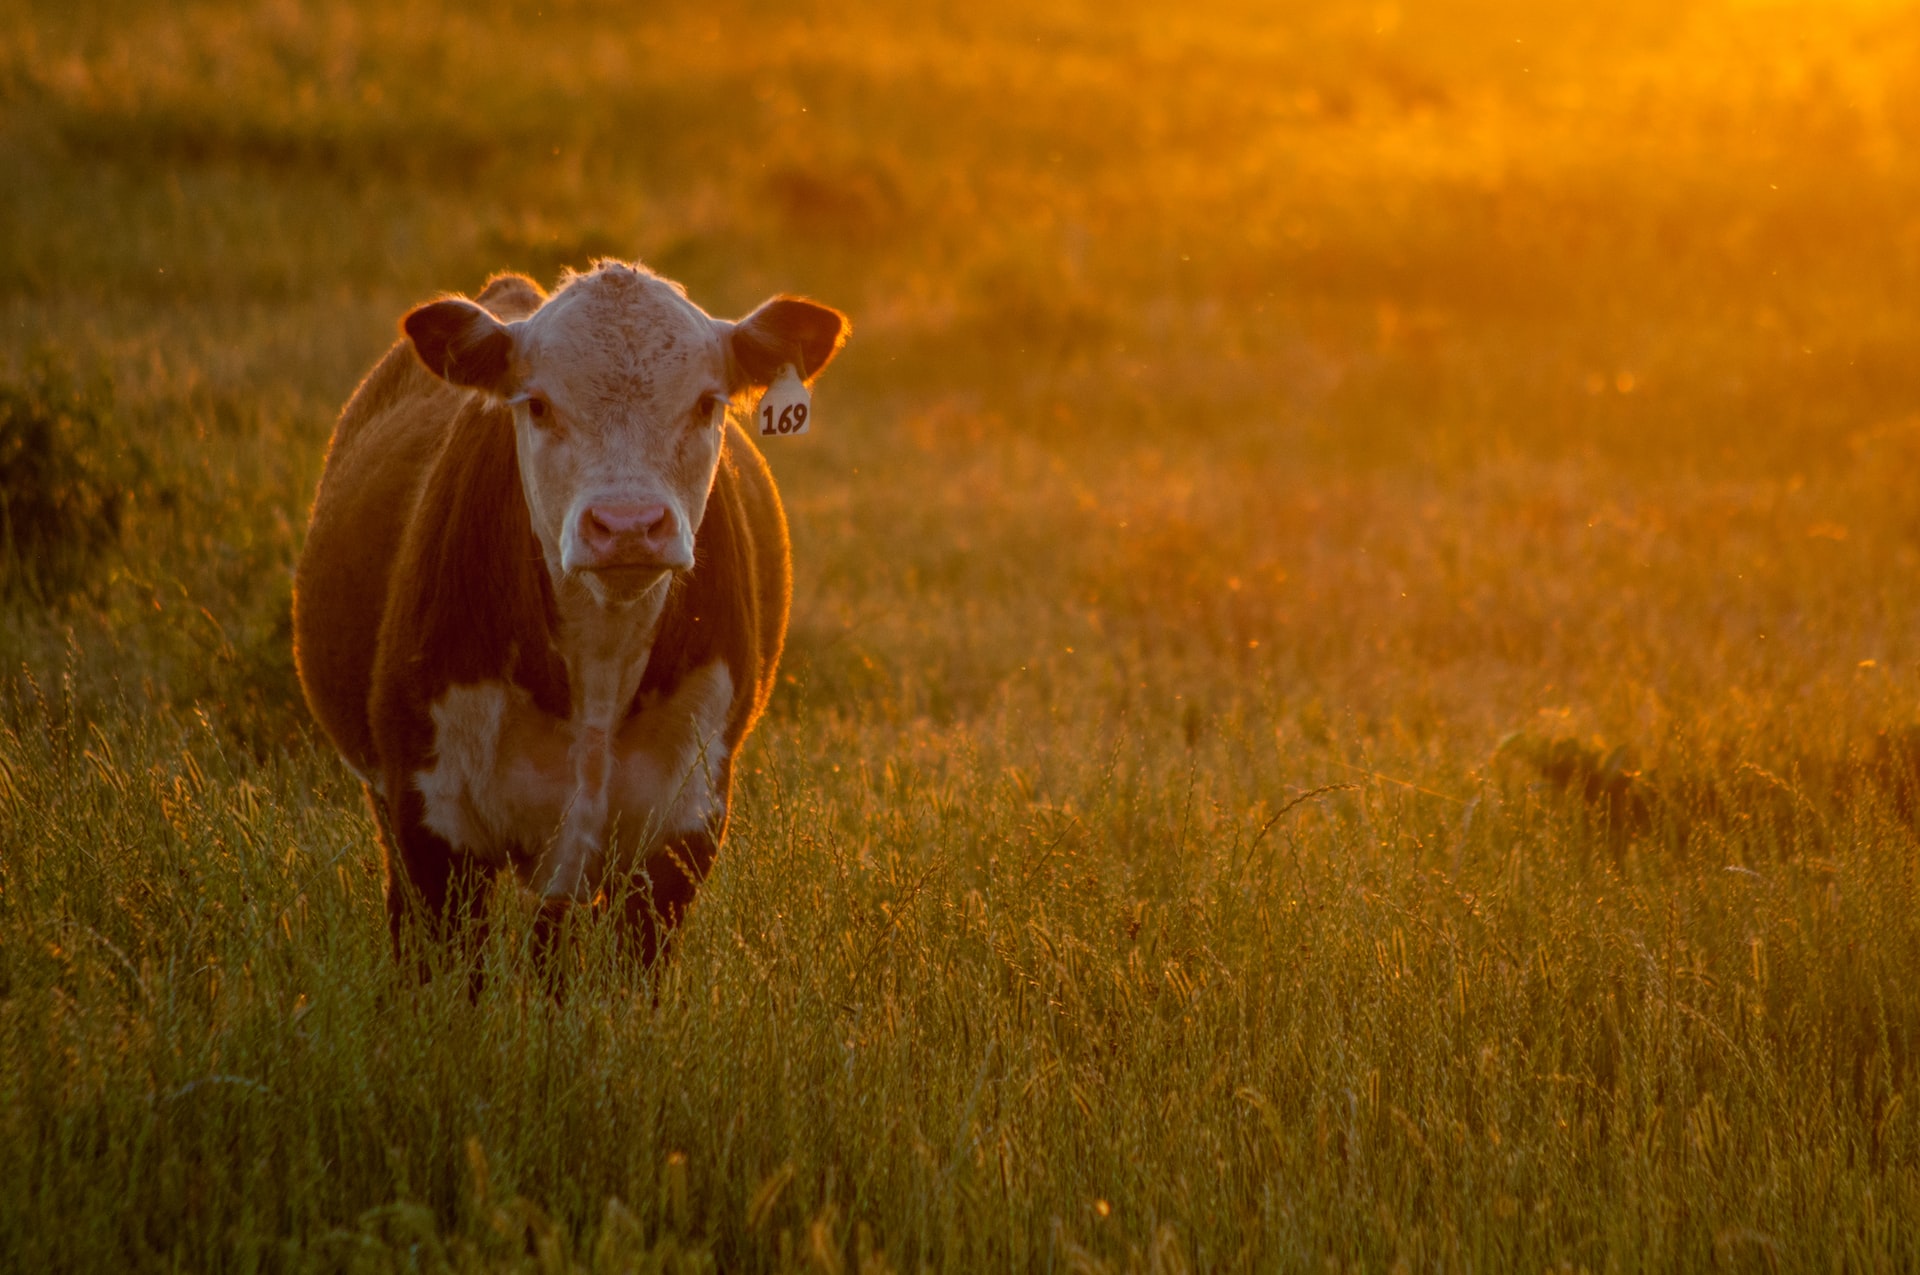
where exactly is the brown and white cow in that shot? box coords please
[293,261,846,967]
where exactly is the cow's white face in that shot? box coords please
[404,261,846,609]
[505,269,728,606]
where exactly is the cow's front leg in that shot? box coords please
[376,784,493,989]
[621,818,723,969]
[606,660,736,966]
[524,718,622,989]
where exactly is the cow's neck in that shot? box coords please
[552,575,669,732]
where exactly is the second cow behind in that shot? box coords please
[294,261,847,969]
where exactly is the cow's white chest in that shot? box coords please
[413,659,733,900]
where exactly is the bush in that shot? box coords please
[0,357,124,603]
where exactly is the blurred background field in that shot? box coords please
[4,0,1920,1268]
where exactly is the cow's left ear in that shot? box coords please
[724,296,849,392]
[403,298,518,396]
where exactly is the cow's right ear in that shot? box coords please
[403,299,516,395]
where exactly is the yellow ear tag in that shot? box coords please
[755,364,812,437]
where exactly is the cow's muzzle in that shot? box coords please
[566,503,694,601]
[577,502,687,568]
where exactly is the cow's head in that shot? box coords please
[402,261,846,606]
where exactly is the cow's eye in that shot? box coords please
[524,395,553,425]
[695,393,725,424]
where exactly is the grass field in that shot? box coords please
[5,0,1920,1268]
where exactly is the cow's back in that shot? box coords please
[294,275,544,775]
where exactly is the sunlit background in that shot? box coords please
[6,0,1920,1267]
[10,0,1920,747]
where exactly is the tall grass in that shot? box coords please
[3,0,1920,1267]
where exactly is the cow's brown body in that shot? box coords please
[294,269,826,966]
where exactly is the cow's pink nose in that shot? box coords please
[578,502,677,565]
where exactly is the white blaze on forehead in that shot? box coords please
[413,661,736,898]
[518,265,721,406]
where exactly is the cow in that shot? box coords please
[293,261,847,970]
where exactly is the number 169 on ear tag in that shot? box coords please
[757,364,812,437]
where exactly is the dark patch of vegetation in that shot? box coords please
[762,159,906,242]
[1500,724,1920,865]
[0,357,125,604]
[54,108,503,188]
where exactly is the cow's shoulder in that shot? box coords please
[296,337,470,775]
[368,396,567,772]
